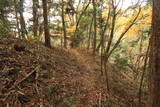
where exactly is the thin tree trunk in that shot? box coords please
[18,0,28,38]
[15,12,20,37]
[138,44,149,107]
[42,0,51,47]
[97,7,110,52]
[92,0,97,55]
[105,0,116,55]
[61,0,67,48]
[14,0,20,37]
[87,18,93,49]
[19,11,27,37]
[32,0,39,37]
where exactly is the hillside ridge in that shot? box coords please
[0,36,147,107]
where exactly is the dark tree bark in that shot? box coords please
[92,0,97,55]
[61,0,67,48]
[148,0,160,106]
[42,0,51,47]
[32,0,39,37]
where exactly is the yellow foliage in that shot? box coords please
[57,33,63,37]
[113,5,152,38]
[102,13,108,19]
[126,6,152,38]
[102,8,110,19]
[66,26,78,33]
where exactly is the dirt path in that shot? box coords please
[70,48,144,107]
[70,49,102,107]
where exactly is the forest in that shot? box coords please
[0,0,159,106]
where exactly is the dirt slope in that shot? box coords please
[0,36,104,107]
[0,36,147,107]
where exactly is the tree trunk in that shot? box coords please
[18,0,28,38]
[61,0,67,48]
[148,0,160,106]
[32,0,39,37]
[105,2,116,55]
[87,18,93,49]
[14,0,20,37]
[92,0,97,55]
[42,0,51,47]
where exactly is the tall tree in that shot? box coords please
[32,0,39,37]
[61,0,67,48]
[42,0,51,47]
[148,0,160,106]
[87,17,93,49]
[17,0,28,37]
[92,0,97,55]
[14,0,21,37]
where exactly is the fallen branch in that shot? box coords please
[15,66,40,86]
[2,66,40,103]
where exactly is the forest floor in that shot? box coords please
[0,35,147,107]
